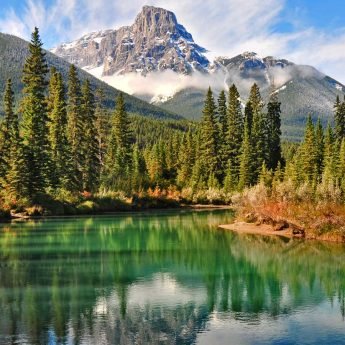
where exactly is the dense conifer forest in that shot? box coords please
[1,28,345,219]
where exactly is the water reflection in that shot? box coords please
[0,210,345,344]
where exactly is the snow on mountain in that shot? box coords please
[52,6,210,76]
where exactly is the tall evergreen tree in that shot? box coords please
[249,84,267,179]
[66,64,83,191]
[81,79,99,192]
[217,90,228,177]
[103,93,132,189]
[314,119,324,180]
[95,88,110,171]
[266,90,282,170]
[226,84,244,186]
[323,124,337,184]
[334,95,345,143]
[21,27,50,198]
[0,79,16,182]
[301,115,317,183]
[199,87,220,183]
[177,129,194,186]
[238,121,253,190]
[47,71,71,189]
[217,90,227,135]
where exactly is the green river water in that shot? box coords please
[0,209,345,344]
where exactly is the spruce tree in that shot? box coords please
[217,90,228,179]
[226,84,244,186]
[177,129,194,186]
[199,87,219,183]
[0,80,29,199]
[132,143,147,190]
[0,79,16,182]
[301,115,317,184]
[334,95,345,143]
[314,119,324,180]
[250,84,267,179]
[103,93,132,189]
[95,88,110,170]
[21,27,50,198]
[266,90,282,170]
[81,79,100,192]
[238,121,253,190]
[66,64,83,191]
[217,90,227,137]
[323,124,337,184]
[48,71,72,189]
[338,138,345,192]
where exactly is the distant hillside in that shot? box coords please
[0,33,182,120]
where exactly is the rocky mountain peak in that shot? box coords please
[52,5,209,76]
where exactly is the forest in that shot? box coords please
[1,28,345,222]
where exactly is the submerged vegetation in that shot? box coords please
[0,28,345,239]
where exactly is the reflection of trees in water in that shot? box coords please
[0,210,345,344]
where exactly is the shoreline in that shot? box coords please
[0,205,232,223]
[219,221,345,243]
[219,222,292,238]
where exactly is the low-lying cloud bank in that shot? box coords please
[87,63,325,102]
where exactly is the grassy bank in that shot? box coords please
[232,182,345,242]
[0,186,233,220]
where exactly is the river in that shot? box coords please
[0,209,344,344]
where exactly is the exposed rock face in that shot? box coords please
[52,6,209,76]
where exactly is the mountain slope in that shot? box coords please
[0,32,181,120]
[52,6,345,140]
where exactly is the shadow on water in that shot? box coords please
[0,209,345,344]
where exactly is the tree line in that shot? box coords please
[0,28,345,206]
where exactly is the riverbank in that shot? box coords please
[226,184,345,243]
[219,222,292,238]
[0,197,232,222]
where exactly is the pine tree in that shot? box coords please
[81,79,100,192]
[0,79,16,183]
[21,27,50,198]
[217,90,228,178]
[0,80,29,199]
[323,124,337,184]
[244,102,253,135]
[95,88,110,170]
[103,93,132,189]
[314,119,324,180]
[217,90,227,136]
[250,84,267,179]
[338,138,345,192]
[66,64,83,191]
[226,84,244,186]
[131,143,147,190]
[266,90,282,170]
[301,115,317,183]
[47,71,72,189]
[199,87,219,183]
[238,121,253,190]
[334,95,345,143]
[177,129,194,186]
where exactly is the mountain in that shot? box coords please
[52,5,209,76]
[0,32,181,120]
[159,52,345,140]
[52,6,345,140]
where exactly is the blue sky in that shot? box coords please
[1,0,345,82]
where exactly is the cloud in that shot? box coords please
[1,0,345,83]
[99,70,227,101]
